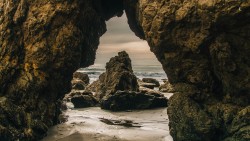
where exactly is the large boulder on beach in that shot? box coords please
[65,90,98,108]
[142,78,160,87]
[73,72,90,85]
[95,51,139,100]
[100,91,168,111]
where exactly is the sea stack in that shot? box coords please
[94,51,139,100]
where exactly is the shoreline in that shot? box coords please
[42,93,173,141]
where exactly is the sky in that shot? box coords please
[94,14,162,68]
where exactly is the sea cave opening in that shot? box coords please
[48,14,174,141]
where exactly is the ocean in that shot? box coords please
[77,64,167,84]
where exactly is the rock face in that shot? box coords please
[73,72,90,85]
[0,0,123,140]
[0,0,249,140]
[95,51,139,100]
[159,80,175,93]
[71,79,86,90]
[100,91,168,111]
[125,0,250,141]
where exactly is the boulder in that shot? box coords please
[71,95,98,108]
[67,91,98,108]
[100,91,168,111]
[73,72,90,85]
[95,51,139,100]
[71,79,86,90]
[159,80,175,93]
[142,78,160,87]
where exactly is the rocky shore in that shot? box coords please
[0,0,249,140]
[66,51,169,111]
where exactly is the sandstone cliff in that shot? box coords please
[125,0,250,140]
[0,0,249,141]
[0,0,123,140]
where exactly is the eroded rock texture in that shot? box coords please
[0,0,123,140]
[94,51,139,100]
[0,0,249,140]
[125,0,250,140]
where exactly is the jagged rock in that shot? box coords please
[125,0,250,140]
[0,0,123,139]
[159,80,175,93]
[73,72,90,85]
[71,79,86,90]
[64,90,98,108]
[71,95,98,108]
[142,78,160,87]
[85,80,101,92]
[0,0,249,140]
[100,91,168,111]
[95,51,139,100]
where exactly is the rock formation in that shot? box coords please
[94,51,139,100]
[0,0,249,140]
[70,92,98,108]
[159,80,175,93]
[73,72,90,85]
[0,0,123,140]
[101,90,168,111]
[124,0,250,140]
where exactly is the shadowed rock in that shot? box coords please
[73,72,90,85]
[142,78,160,87]
[64,90,98,108]
[0,0,123,140]
[159,80,175,93]
[125,0,250,140]
[100,91,168,111]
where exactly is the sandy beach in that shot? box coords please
[42,93,173,141]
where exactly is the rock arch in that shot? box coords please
[0,0,249,140]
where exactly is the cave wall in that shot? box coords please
[125,0,250,140]
[0,0,249,140]
[0,0,123,140]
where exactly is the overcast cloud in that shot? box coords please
[95,14,162,67]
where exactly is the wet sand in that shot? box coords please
[42,93,173,141]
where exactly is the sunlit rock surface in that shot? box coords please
[94,51,139,100]
[125,0,250,140]
[0,0,123,140]
[0,0,249,140]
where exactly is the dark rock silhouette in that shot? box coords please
[100,91,168,111]
[64,90,98,108]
